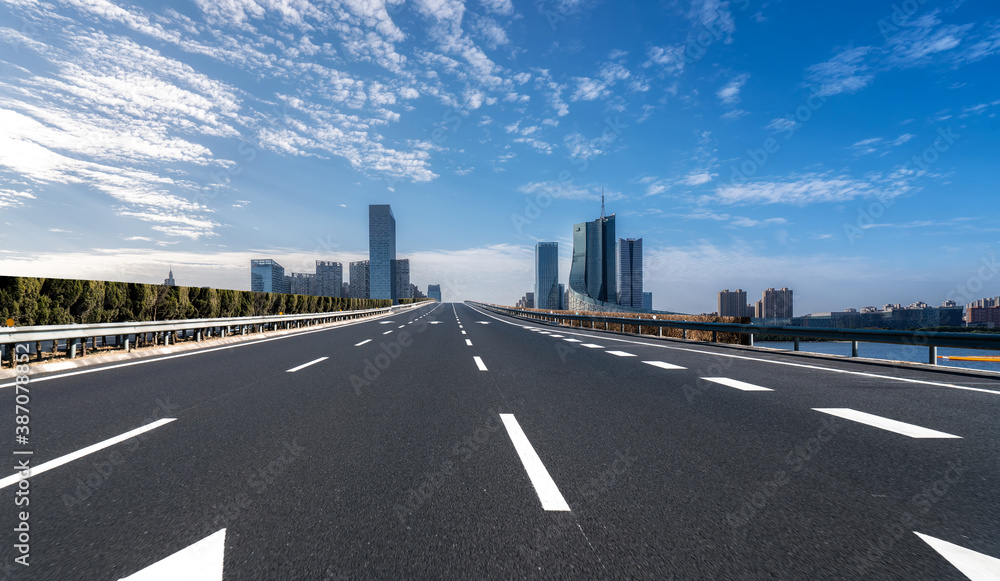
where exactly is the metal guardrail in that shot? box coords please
[1,301,429,366]
[470,302,1000,366]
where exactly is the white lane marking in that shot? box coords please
[581,344,604,349]
[703,377,773,391]
[0,419,176,489]
[538,332,551,335]
[813,408,961,439]
[549,334,564,338]
[354,339,372,346]
[563,338,582,343]
[285,357,329,373]
[379,321,394,324]
[398,325,405,328]
[461,330,467,335]
[477,321,490,324]
[383,330,393,335]
[914,532,1000,581]
[499,414,570,512]
[466,339,473,346]
[607,350,636,357]
[474,356,488,371]
[120,528,226,581]
[464,304,1000,396]
[643,361,687,370]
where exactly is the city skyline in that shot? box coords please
[1,1,998,313]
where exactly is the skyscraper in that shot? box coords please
[250,259,288,293]
[349,260,370,299]
[394,258,411,301]
[315,261,343,297]
[427,284,442,302]
[761,287,794,318]
[616,238,643,309]
[163,267,175,287]
[535,242,559,309]
[642,292,652,311]
[569,208,616,310]
[718,289,749,317]
[289,272,314,295]
[369,205,396,301]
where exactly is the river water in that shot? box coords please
[756,341,1000,373]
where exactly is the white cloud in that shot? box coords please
[805,46,874,97]
[682,172,715,186]
[717,73,749,104]
[519,181,625,202]
[709,173,910,206]
[644,45,685,75]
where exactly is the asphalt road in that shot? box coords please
[2,301,998,580]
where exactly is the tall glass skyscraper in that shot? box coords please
[250,259,288,293]
[616,238,643,309]
[369,204,396,301]
[569,213,616,310]
[535,242,559,309]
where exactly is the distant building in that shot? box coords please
[798,305,963,330]
[516,292,535,309]
[394,258,411,302]
[760,287,793,318]
[342,282,350,298]
[289,272,315,295]
[163,267,176,287]
[718,289,750,317]
[427,284,442,302]
[558,283,565,310]
[535,242,560,309]
[967,296,1000,327]
[315,261,343,297]
[410,284,425,299]
[349,260,370,299]
[564,287,569,311]
[251,259,288,293]
[643,292,652,312]
[616,238,643,309]
[369,204,396,301]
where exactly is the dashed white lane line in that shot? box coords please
[0,418,176,489]
[581,344,604,349]
[607,350,636,357]
[914,532,1000,581]
[703,377,773,391]
[466,339,473,346]
[398,325,405,328]
[354,339,372,346]
[813,408,961,438]
[474,356,488,371]
[383,330,393,335]
[461,330,467,335]
[549,334,565,338]
[286,357,329,373]
[499,414,571,512]
[563,338,582,343]
[643,361,686,370]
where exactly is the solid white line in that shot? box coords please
[465,339,473,346]
[499,414,570,512]
[354,339,372,346]
[285,357,328,373]
[703,377,773,391]
[813,408,961,438]
[464,304,1000,396]
[643,361,687,370]
[383,330,393,335]
[581,344,604,349]
[607,350,636,357]
[474,356,487,371]
[563,338,582,343]
[914,532,1000,581]
[0,418,176,489]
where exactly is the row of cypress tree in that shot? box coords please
[0,276,404,326]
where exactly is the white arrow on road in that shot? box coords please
[915,532,1000,581]
[120,529,226,581]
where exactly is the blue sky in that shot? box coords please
[0,0,998,314]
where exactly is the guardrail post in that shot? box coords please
[851,341,859,358]
[748,333,754,347]
[929,346,937,365]
[712,331,717,343]
[35,341,41,362]
[794,338,800,351]
[124,337,130,352]
[683,329,687,340]
[70,341,77,359]
[659,326,662,337]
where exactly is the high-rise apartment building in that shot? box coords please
[643,292,652,312]
[535,242,559,309]
[558,284,565,310]
[342,282,350,298]
[369,205,396,301]
[718,289,751,317]
[616,238,643,309]
[394,258,411,301]
[250,259,288,293]
[760,287,794,318]
[349,260,370,299]
[289,272,314,295]
[315,261,343,297]
[427,284,442,302]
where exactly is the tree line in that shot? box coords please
[0,276,404,326]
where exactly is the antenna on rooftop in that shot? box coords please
[600,187,605,220]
